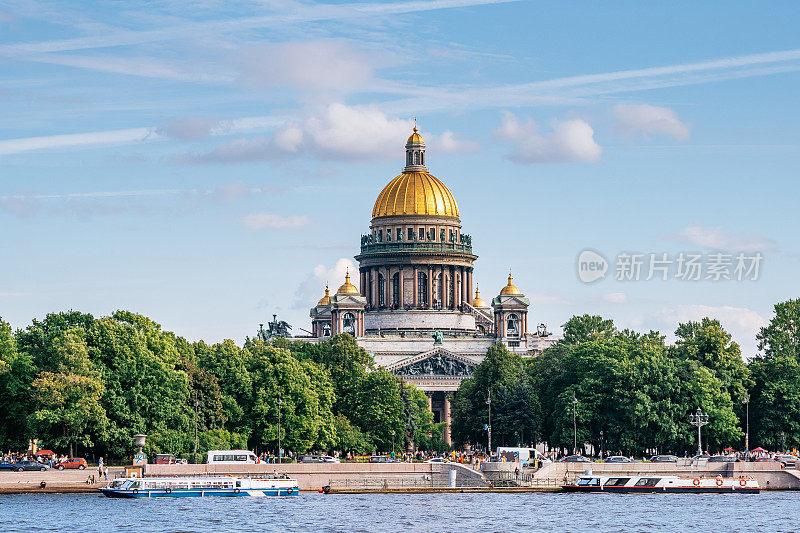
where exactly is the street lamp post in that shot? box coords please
[486,391,492,456]
[572,393,578,455]
[599,430,604,460]
[742,394,750,455]
[392,430,396,456]
[689,407,710,457]
[277,397,282,464]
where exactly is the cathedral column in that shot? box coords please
[360,270,366,298]
[427,266,433,308]
[444,396,452,445]
[413,266,418,308]
[426,392,433,412]
[385,266,391,308]
[371,267,377,308]
[461,267,467,308]
[467,269,473,305]
[398,266,405,308]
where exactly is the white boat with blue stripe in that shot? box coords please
[100,475,300,498]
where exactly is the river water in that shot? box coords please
[1,492,797,532]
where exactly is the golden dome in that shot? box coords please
[372,171,459,218]
[472,285,488,308]
[499,273,522,295]
[317,285,331,306]
[336,271,359,295]
[407,126,424,144]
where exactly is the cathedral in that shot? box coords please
[298,126,556,444]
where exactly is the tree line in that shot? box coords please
[452,298,800,456]
[0,311,444,460]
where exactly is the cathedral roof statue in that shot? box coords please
[499,272,522,295]
[317,284,331,306]
[371,126,460,219]
[336,271,360,295]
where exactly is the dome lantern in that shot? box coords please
[317,284,331,306]
[404,122,427,172]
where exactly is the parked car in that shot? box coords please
[692,454,711,460]
[774,454,798,467]
[0,460,17,471]
[560,455,591,463]
[14,460,50,472]
[300,454,340,463]
[708,455,739,463]
[155,454,176,465]
[424,457,448,464]
[368,455,396,463]
[55,458,88,470]
[604,456,635,463]
[650,455,679,463]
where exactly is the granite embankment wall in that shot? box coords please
[0,467,125,494]
[483,460,800,490]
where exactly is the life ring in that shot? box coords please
[286,487,294,495]
[692,478,700,486]
[716,478,723,487]
[234,488,240,494]
[165,487,172,494]
[739,478,747,487]
[132,488,139,495]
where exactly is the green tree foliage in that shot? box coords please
[451,344,539,448]
[751,299,800,449]
[30,328,108,457]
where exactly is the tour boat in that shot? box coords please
[100,476,300,498]
[563,474,759,494]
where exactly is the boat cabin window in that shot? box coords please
[604,478,630,487]
[634,478,660,487]
[576,477,600,486]
[236,481,241,487]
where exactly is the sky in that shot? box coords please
[1,0,798,357]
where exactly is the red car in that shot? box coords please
[56,458,88,470]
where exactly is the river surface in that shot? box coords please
[1,492,797,532]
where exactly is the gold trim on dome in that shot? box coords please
[372,171,459,218]
[499,272,522,295]
[337,271,360,295]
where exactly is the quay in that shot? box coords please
[2,460,799,495]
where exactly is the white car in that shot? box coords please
[424,457,448,463]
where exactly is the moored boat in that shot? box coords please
[100,475,300,498]
[563,474,759,494]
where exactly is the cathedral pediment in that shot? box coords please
[388,348,476,377]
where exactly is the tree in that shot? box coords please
[0,316,37,450]
[30,328,108,457]
[750,299,800,449]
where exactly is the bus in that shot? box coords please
[206,450,259,464]
[496,447,551,467]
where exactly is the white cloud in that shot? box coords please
[188,103,413,163]
[293,258,357,309]
[664,225,777,252]
[602,292,627,304]
[238,40,373,93]
[429,130,480,153]
[614,104,690,141]
[241,213,311,229]
[656,304,767,357]
[158,117,222,141]
[495,111,601,163]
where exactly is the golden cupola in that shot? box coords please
[372,125,459,219]
[499,272,522,295]
[472,285,489,308]
[317,285,331,306]
[336,271,360,295]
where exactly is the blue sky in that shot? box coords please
[1,0,798,356]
